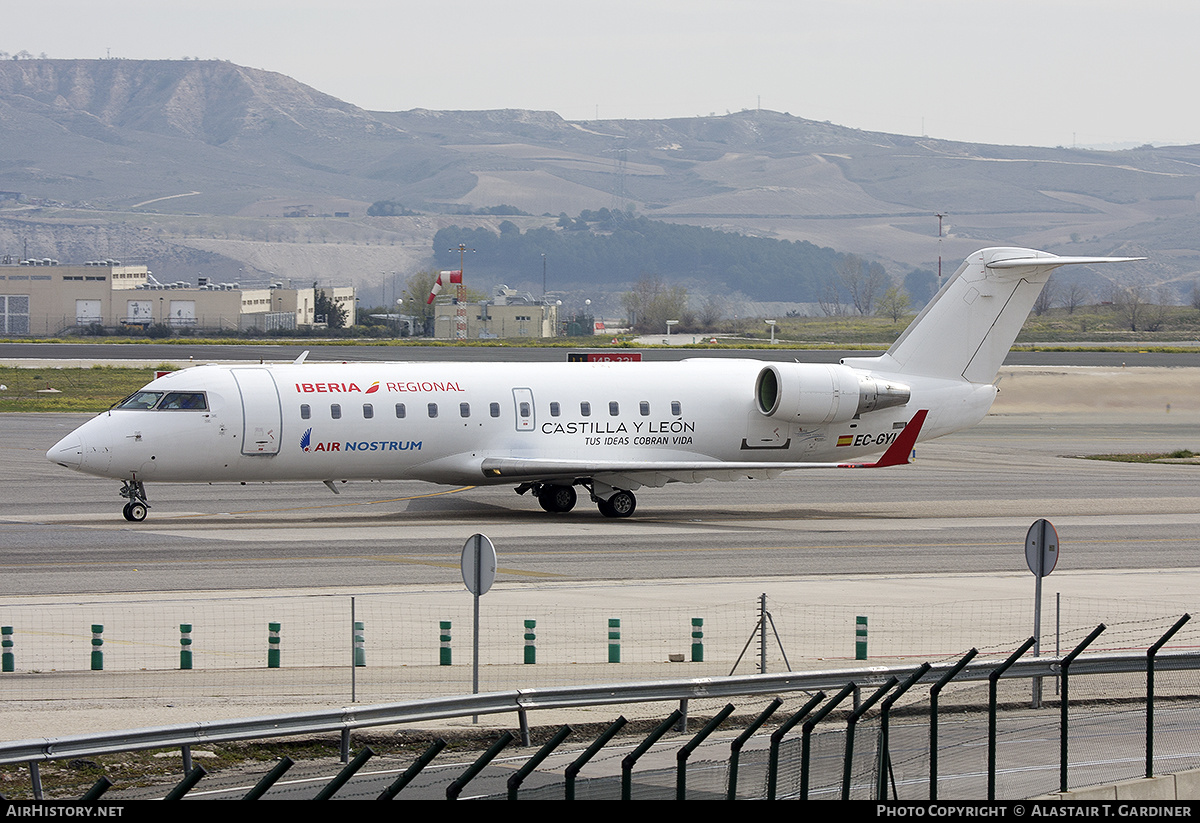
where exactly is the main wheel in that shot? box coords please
[598,490,636,518]
[538,484,577,513]
[125,501,148,522]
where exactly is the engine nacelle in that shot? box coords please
[755,363,910,424]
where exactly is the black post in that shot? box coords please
[1060,624,1106,794]
[842,677,897,800]
[930,649,976,800]
[988,637,1037,801]
[1147,614,1190,778]
[877,662,931,800]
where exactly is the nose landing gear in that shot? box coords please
[120,480,150,522]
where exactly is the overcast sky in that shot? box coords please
[6,0,1198,149]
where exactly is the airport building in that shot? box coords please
[0,259,355,335]
[432,285,559,339]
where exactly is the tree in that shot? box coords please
[1032,275,1057,316]
[401,270,440,334]
[622,275,689,333]
[313,286,347,329]
[839,255,888,316]
[877,285,911,322]
[1061,282,1091,315]
[1109,284,1151,332]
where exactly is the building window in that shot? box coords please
[331,404,341,420]
[0,295,30,335]
[300,404,311,420]
[395,403,406,419]
[363,403,374,419]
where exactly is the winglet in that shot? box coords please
[837,409,928,468]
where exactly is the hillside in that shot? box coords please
[1,58,1197,306]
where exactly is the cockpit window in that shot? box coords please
[115,390,208,411]
[159,392,208,411]
[116,391,163,410]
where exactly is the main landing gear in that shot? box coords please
[119,480,150,522]
[517,481,637,518]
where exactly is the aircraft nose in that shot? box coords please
[47,432,84,469]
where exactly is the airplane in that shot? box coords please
[47,247,1139,522]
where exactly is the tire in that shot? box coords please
[126,501,148,522]
[599,490,636,518]
[539,484,577,513]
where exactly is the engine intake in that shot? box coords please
[755,363,910,424]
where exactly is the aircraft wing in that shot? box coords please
[480,410,927,487]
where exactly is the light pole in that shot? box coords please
[765,319,777,343]
[666,319,678,336]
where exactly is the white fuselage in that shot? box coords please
[47,358,994,488]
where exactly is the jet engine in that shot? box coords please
[754,363,910,425]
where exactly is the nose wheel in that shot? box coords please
[122,501,148,522]
[119,480,150,522]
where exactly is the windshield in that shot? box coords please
[114,391,208,411]
[116,391,163,410]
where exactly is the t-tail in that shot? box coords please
[843,247,1141,383]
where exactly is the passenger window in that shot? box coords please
[331,404,342,420]
[609,401,619,416]
[428,403,438,418]
[300,404,310,420]
[395,403,406,419]
[580,401,591,417]
[550,402,560,417]
[671,401,682,416]
[490,402,501,418]
[519,401,531,417]
[460,402,471,418]
[363,403,374,419]
[639,401,650,416]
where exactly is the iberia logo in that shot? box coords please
[300,428,312,451]
[366,381,380,394]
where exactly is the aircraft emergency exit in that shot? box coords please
[47,247,1139,521]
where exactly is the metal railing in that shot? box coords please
[2,636,1199,800]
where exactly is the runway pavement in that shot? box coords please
[0,364,1198,743]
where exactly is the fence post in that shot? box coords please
[179,624,193,670]
[877,662,931,800]
[800,683,857,800]
[842,678,897,799]
[1147,613,1191,778]
[930,649,977,800]
[524,619,536,664]
[988,636,1036,800]
[439,621,452,665]
[608,618,620,663]
[1060,624,1106,794]
[90,624,104,671]
[267,622,280,668]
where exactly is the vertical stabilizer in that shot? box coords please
[847,248,1140,383]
